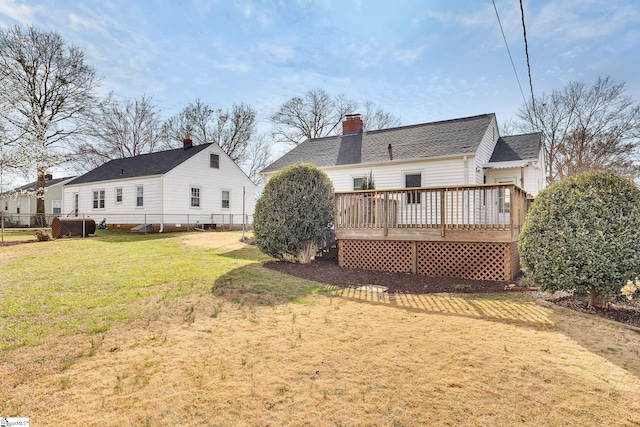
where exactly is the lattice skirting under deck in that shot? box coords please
[338,239,520,281]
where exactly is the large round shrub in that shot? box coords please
[519,171,640,307]
[254,163,334,263]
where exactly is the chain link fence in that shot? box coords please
[0,211,254,242]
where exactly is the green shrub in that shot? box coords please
[519,171,640,308]
[254,164,334,263]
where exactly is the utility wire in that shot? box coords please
[519,0,536,112]
[492,0,527,106]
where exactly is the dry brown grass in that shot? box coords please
[2,232,640,426]
[2,290,640,425]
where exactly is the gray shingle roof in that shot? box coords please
[489,133,542,162]
[262,114,496,173]
[3,176,76,195]
[67,144,212,185]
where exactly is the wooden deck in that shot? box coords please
[333,184,531,281]
[335,183,529,242]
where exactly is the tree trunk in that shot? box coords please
[35,170,46,227]
[296,242,316,264]
[588,290,608,309]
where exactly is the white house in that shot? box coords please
[260,113,547,282]
[261,113,546,196]
[0,174,76,226]
[63,138,256,231]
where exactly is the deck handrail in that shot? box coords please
[334,183,530,236]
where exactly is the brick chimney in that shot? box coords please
[183,133,193,150]
[342,114,363,134]
[45,173,53,181]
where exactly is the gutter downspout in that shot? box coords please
[159,175,164,233]
[463,156,469,185]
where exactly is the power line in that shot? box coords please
[519,0,536,110]
[492,0,527,106]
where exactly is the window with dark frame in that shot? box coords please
[405,173,422,204]
[191,186,200,207]
[210,153,220,169]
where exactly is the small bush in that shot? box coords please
[254,164,334,263]
[519,171,640,308]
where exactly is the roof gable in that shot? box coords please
[488,133,542,163]
[67,144,213,185]
[261,114,495,173]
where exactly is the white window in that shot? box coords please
[115,188,123,204]
[3,201,7,211]
[93,190,105,209]
[221,190,230,209]
[190,186,201,208]
[136,186,144,207]
[73,193,79,216]
[405,173,422,204]
[52,200,62,215]
[210,153,220,169]
[16,200,20,214]
[353,177,365,190]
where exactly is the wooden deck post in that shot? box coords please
[412,241,418,274]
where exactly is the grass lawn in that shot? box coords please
[1,230,640,426]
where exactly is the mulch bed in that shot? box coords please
[263,259,640,329]
[549,295,640,329]
[264,259,512,294]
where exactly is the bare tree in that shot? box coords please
[271,89,400,144]
[73,94,162,170]
[517,76,640,182]
[271,89,356,144]
[162,100,256,162]
[361,101,401,131]
[0,25,100,214]
[241,133,274,186]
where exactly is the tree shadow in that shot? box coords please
[211,262,333,307]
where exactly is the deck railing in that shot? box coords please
[335,183,530,236]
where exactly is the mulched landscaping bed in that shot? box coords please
[549,295,640,329]
[263,259,640,329]
[264,259,511,294]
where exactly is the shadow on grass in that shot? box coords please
[212,263,334,307]
[328,286,556,329]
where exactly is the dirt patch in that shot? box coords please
[264,259,640,329]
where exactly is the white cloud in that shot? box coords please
[533,1,640,43]
[258,41,294,64]
[0,0,41,25]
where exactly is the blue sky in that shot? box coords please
[1,0,639,158]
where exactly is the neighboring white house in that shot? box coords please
[0,174,76,226]
[260,113,546,196]
[63,138,256,231]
